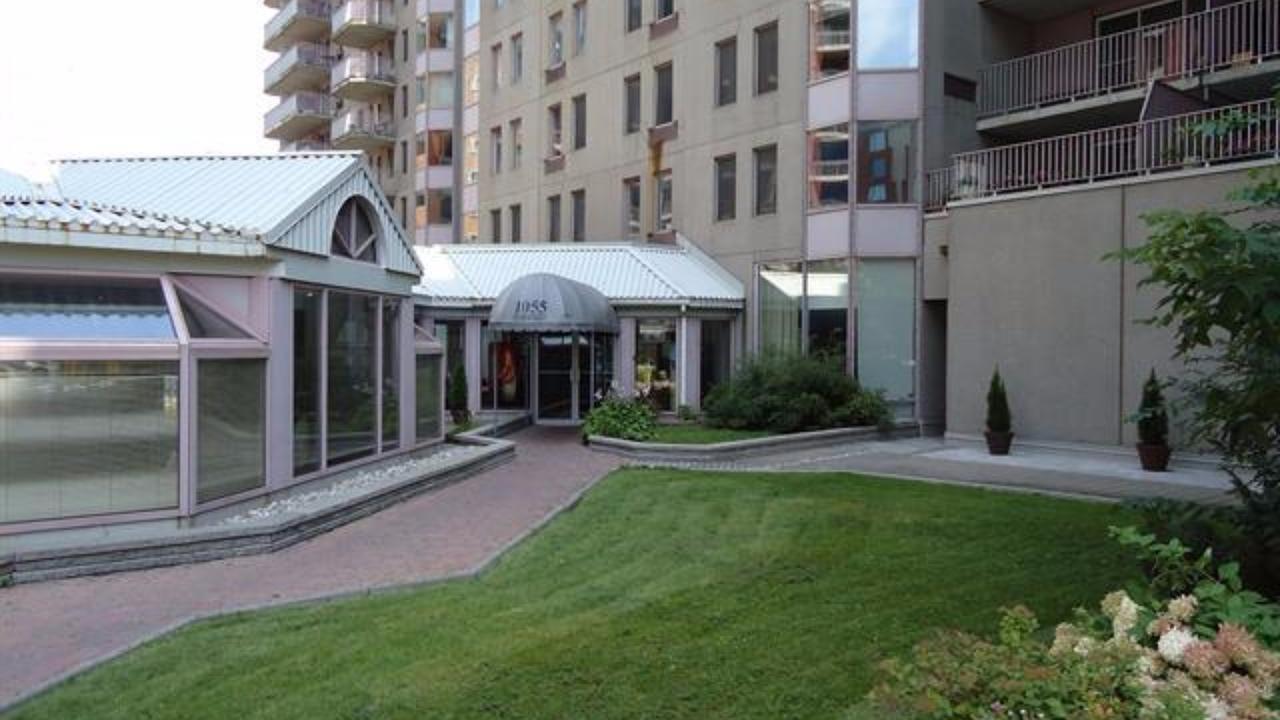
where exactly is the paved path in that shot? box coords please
[0,427,620,710]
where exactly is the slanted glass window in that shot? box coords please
[857,0,919,69]
[0,275,174,340]
[177,290,251,339]
[331,197,380,263]
[197,359,266,504]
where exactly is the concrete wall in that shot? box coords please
[944,166,1256,447]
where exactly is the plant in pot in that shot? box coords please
[1134,369,1172,472]
[447,363,471,426]
[985,368,1014,455]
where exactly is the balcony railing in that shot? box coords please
[815,29,851,49]
[264,0,330,49]
[931,99,1278,205]
[264,42,331,93]
[332,0,395,32]
[332,53,395,88]
[331,110,395,142]
[811,159,851,180]
[264,92,333,135]
[978,0,1280,118]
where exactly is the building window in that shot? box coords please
[490,208,502,243]
[654,62,673,126]
[714,154,736,221]
[465,133,479,183]
[401,85,409,118]
[857,259,916,404]
[625,0,642,32]
[465,54,480,105]
[428,189,454,225]
[858,0,918,69]
[509,118,523,169]
[623,176,641,238]
[414,354,443,442]
[331,197,379,263]
[327,292,379,465]
[810,0,850,80]
[511,32,524,81]
[547,194,562,242]
[655,170,673,231]
[809,123,850,208]
[807,259,849,369]
[429,13,452,49]
[571,188,586,242]
[428,129,453,165]
[755,22,779,95]
[400,139,409,174]
[491,43,503,89]
[548,103,563,156]
[573,1,587,55]
[624,74,641,134]
[428,71,455,108]
[857,121,916,204]
[715,37,737,106]
[754,144,777,215]
[548,12,565,67]
[636,319,677,411]
[490,126,503,175]
[572,94,587,150]
[757,261,803,355]
[655,0,674,21]
[510,203,522,243]
[402,28,409,61]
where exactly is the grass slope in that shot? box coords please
[9,470,1138,720]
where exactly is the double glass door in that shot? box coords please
[534,333,614,423]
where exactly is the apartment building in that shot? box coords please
[262,0,480,245]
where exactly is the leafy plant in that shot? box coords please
[447,363,470,423]
[1135,370,1171,446]
[582,396,657,442]
[985,368,1011,434]
[676,404,698,423]
[702,354,889,434]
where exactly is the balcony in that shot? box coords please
[264,92,334,140]
[928,99,1279,207]
[331,53,395,101]
[331,109,396,151]
[978,0,1280,134]
[331,0,395,48]
[264,42,332,96]
[264,0,330,52]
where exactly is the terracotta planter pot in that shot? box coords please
[985,430,1014,456]
[1137,443,1172,472]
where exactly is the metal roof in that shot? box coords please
[414,237,745,309]
[0,197,266,257]
[0,169,34,196]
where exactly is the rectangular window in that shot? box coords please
[327,292,379,466]
[428,129,453,165]
[549,12,565,67]
[715,37,737,106]
[293,288,322,476]
[490,126,503,174]
[858,0,919,69]
[623,176,641,238]
[509,118,523,169]
[625,0,642,32]
[807,259,849,369]
[809,123,850,208]
[510,32,523,81]
[401,85,409,118]
[491,43,503,89]
[548,103,563,156]
[402,28,409,61]
[400,139,409,174]
[429,189,454,225]
[429,13,452,48]
[755,22,779,94]
[547,194,562,242]
[490,208,502,243]
[510,204,522,243]
[572,94,587,150]
[857,120,916,204]
[810,0,851,80]
[428,71,455,108]
[757,262,803,355]
[714,154,736,221]
[635,319,677,411]
[754,144,777,215]
[655,0,674,21]
[571,188,586,242]
[624,74,641,134]
[573,1,587,55]
[857,259,916,403]
[655,62,673,126]
[381,298,400,452]
[414,354,443,442]
[655,170,673,231]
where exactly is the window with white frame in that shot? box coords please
[715,37,737,106]
[714,154,736,221]
[510,32,524,81]
[655,170,673,231]
[548,103,564,156]
[624,74,641,134]
[623,176,641,238]
[490,126,503,175]
[755,22,779,94]
[548,12,565,67]
[509,118,523,169]
[654,62,673,126]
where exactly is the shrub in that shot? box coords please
[676,404,699,423]
[702,354,889,434]
[447,362,469,422]
[985,368,1011,434]
[1136,369,1171,446]
[582,396,657,442]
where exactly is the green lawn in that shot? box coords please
[9,469,1139,720]
[649,424,773,444]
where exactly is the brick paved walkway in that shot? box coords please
[0,426,620,710]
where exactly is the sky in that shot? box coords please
[0,1,277,182]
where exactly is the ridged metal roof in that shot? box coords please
[414,239,744,308]
[0,169,34,196]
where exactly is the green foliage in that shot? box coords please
[1108,159,1280,599]
[1135,370,1170,446]
[446,362,469,420]
[582,396,657,442]
[702,354,890,434]
[676,404,699,423]
[985,368,1012,434]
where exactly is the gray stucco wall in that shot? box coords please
[944,166,1259,447]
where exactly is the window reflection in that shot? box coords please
[857,0,918,69]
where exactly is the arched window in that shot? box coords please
[331,197,379,263]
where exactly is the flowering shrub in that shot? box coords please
[865,529,1280,720]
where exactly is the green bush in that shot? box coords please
[447,362,469,422]
[986,368,1011,434]
[582,397,657,442]
[1136,369,1171,446]
[702,354,890,435]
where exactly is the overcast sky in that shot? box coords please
[0,1,277,182]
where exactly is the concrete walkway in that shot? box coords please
[0,426,621,711]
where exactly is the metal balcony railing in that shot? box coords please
[264,42,332,92]
[332,0,395,31]
[811,159,851,180]
[264,0,330,47]
[264,92,333,134]
[332,53,395,87]
[815,29,851,49]
[931,99,1278,205]
[978,0,1280,118]
[331,110,395,141]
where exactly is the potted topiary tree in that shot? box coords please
[447,363,471,426]
[985,368,1014,455]
[1135,369,1171,472]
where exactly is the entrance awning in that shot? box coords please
[488,273,620,334]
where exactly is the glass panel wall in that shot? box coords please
[807,259,850,369]
[857,0,919,69]
[381,298,400,452]
[857,121,917,204]
[636,320,677,411]
[757,262,803,355]
[293,289,323,476]
[856,259,916,403]
[810,0,851,80]
[197,359,266,504]
[537,334,574,419]
[700,319,733,400]
[0,275,174,340]
[578,333,614,416]
[415,354,443,441]
[0,361,178,523]
[482,328,530,410]
[326,292,379,465]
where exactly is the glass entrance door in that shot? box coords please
[536,334,576,420]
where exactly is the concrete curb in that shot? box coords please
[587,421,920,462]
